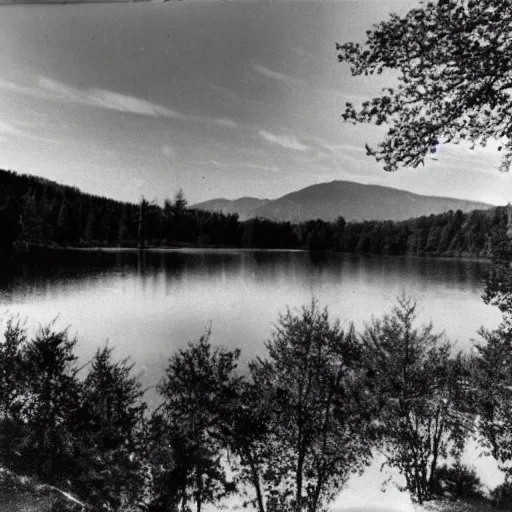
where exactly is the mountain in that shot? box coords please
[196,181,494,223]
[190,198,232,212]
[191,196,269,220]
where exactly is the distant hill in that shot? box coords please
[195,181,494,223]
[190,198,232,212]
[191,196,269,220]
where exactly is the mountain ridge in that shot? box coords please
[191,181,494,222]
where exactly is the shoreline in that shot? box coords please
[6,243,493,264]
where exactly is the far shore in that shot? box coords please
[5,242,493,264]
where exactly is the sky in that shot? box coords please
[0,0,512,206]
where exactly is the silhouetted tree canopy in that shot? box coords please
[337,0,512,172]
[0,296,506,510]
[360,296,472,503]
[247,301,374,512]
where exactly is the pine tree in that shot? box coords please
[73,345,147,510]
[84,204,98,243]
[18,324,82,486]
[0,195,22,254]
[56,199,72,244]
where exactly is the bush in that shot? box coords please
[433,462,483,500]
[492,481,512,510]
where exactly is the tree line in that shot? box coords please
[4,287,512,511]
[0,168,504,257]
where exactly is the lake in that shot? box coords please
[0,248,504,510]
[0,248,502,396]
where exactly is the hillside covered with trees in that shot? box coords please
[0,169,504,258]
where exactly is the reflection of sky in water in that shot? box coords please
[0,249,504,511]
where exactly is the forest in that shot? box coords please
[0,169,505,258]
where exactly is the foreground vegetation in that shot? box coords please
[0,168,503,258]
[4,282,512,512]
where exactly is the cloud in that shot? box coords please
[0,119,64,145]
[259,130,309,151]
[208,159,223,168]
[38,77,184,119]
[252,64,298,86]
[251,64,374,110]
[0,76,238,128]
[213,118,238,128]
[317,141,367,154]
[0,78,20,93]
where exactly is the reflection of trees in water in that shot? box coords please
[308,250,329,266]
[0,249,491,306]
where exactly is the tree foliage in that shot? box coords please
[473,314,512,479]
[0,319,149,511]
[337,0,512,172]
[0,295,506,510]
[247,301,373,512]
[218,380,274,512]
[74,345,147,510]
[19,324,82,485]
[432,461,483,500]
[360,296,472,503]
[491,480,512,510]
[153,329,241,512]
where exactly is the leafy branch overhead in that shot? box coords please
[337,0,512,172]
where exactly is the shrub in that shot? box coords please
[433,462,483,500]
[492,481,512,510]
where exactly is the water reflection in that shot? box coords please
[0,249,500,394]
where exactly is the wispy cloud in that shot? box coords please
[288,46,317,60]
[38,77,185,119]
[259,130,309,151]
[314,138,367,154]
[252,64,298,86]
[0,76,238,128]
[213,118,238,128]
[0,119,63,145]
[251,64,373,109]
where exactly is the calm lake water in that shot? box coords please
[0,248,505,509]
[0,249,501,393]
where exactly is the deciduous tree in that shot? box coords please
[248,301,373,512]
[155,328,241,512]
[360,297,472,503]
[337,0,512,172]
[473,316,512,479]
